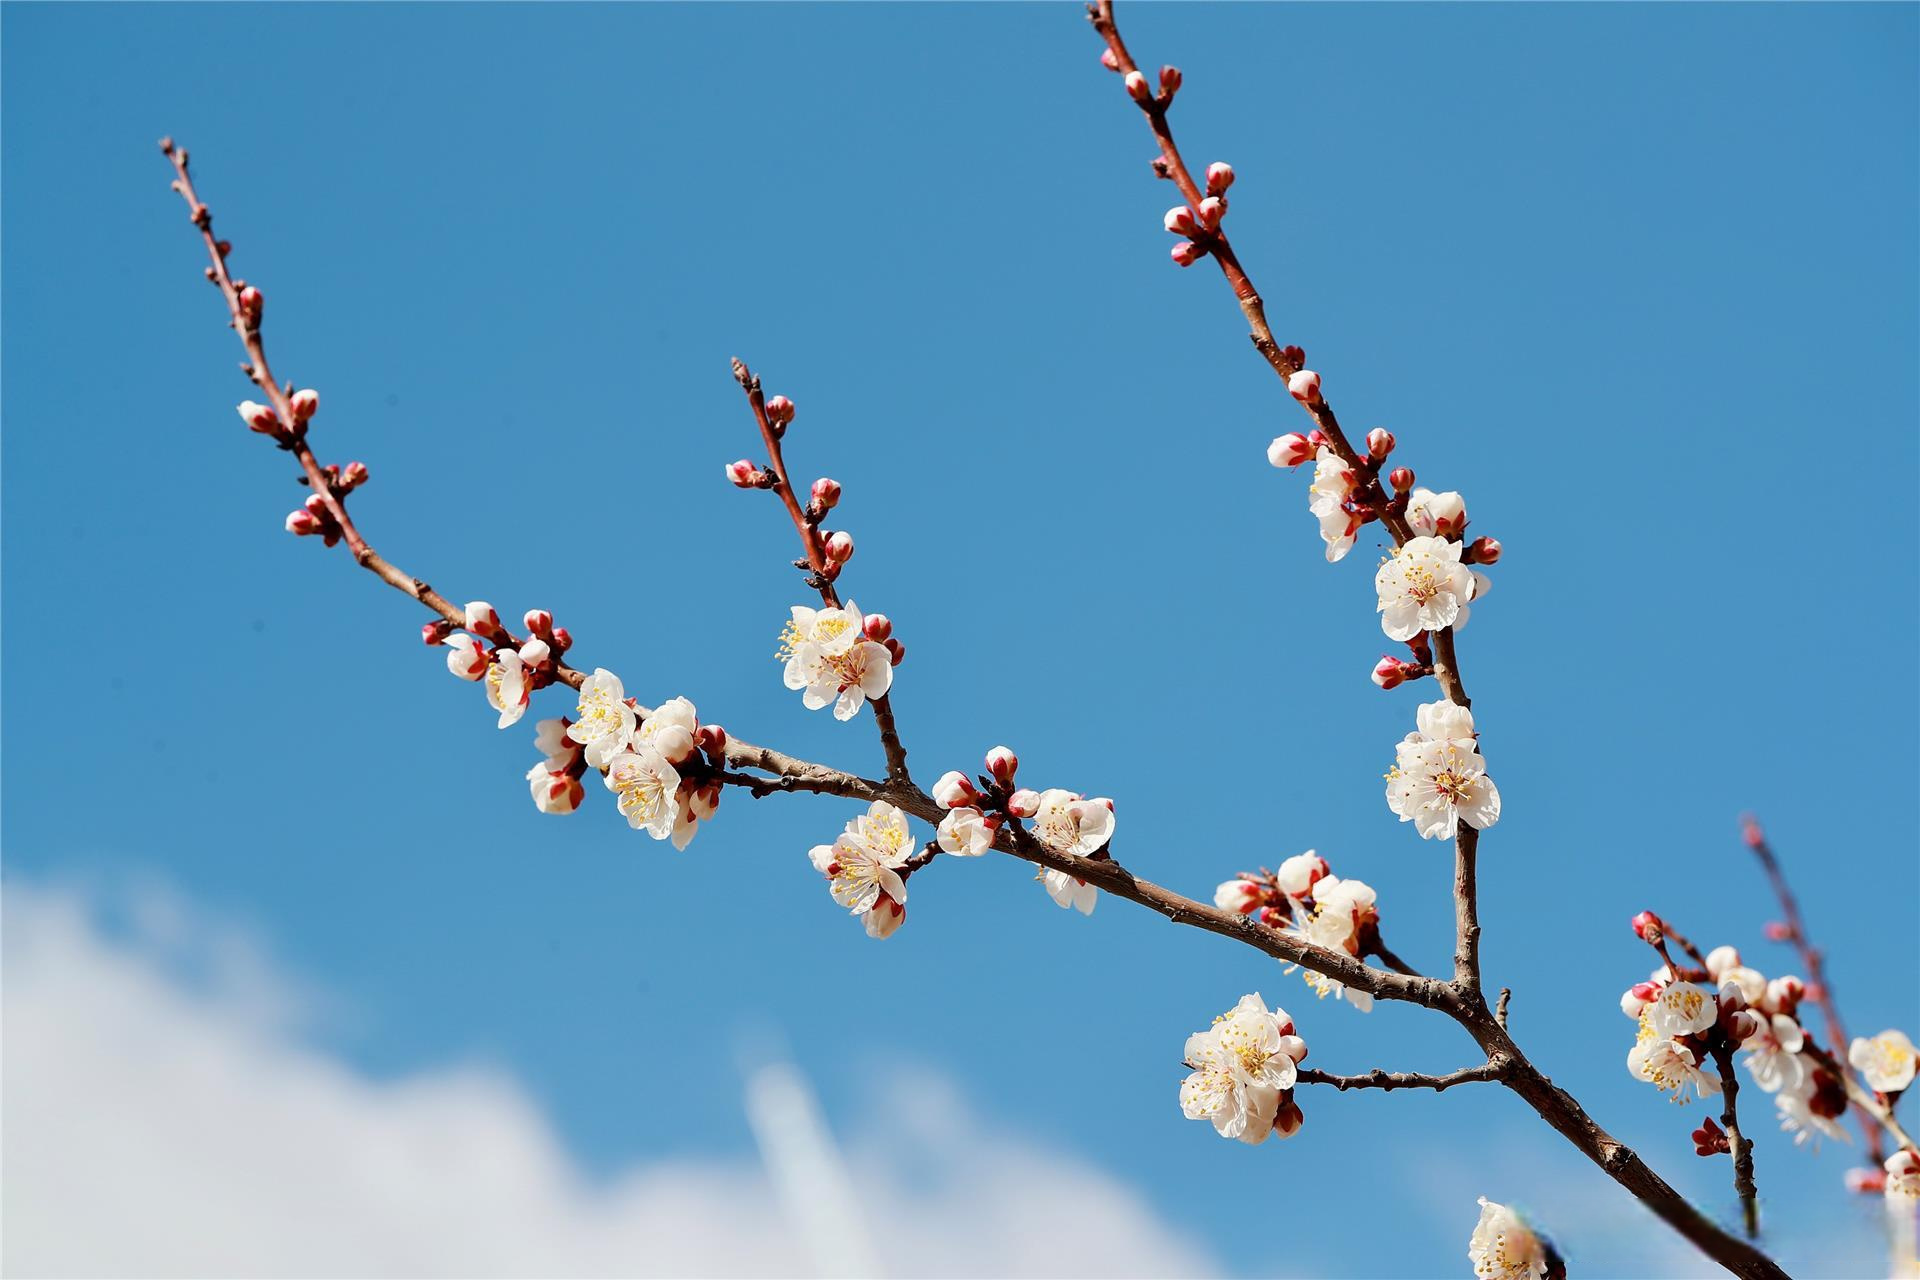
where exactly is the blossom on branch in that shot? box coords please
[936,806,993,857]
[1306,447,1361,562]
[604,747,682,839]
[1385,699,1501,840]
[484,639,549,730]
[568,668,638,770]
[779,602,894,721]
[1468,1197,1556,1280]
[808,800,915,925]
[1178,993,1306,1145]
[444,633,488,681]
[1406,487,1468,540]
[1628,1026,1721,1104]
[1030,789,1115,915]
[1374,535,1484,642]
[1851,1029,1917,1094]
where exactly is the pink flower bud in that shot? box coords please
[303,494,330,519]
[464,601,501,635]
[1766,976,1804,1012]
[289,388,320,421]
[1159,65,1182,96]
[1272,1094,1304,1139]
[339,461,370,491]
[1007,788,1041,818]
[523,609,554,639]
[862,612,892,642]
[1287,369,1322,405]
[1366,428,1395,461]
[695,724,729,760]
[1196,197,1226,231]
[422,619,454,646]
[864,893,905,939]
[1266,433,1314,469]
[1100,48,1120,72]
[550,626,572,653]
[1170,240,1204,268]
[444,633,488,681]
[1630,981,1662,1004]
[824,530,855,564]
[1631,910,1663,942]
[1205,162,1235,196]
[726,459,759,488]
[237,400,280,433]
[1741,817,1766,848]
[517,638,552,669]
[811,477,841,510]
[1846,1168,1888,1195]
[985,746,1018,784]
[1466,536,1502,565]
[285,508,323,536]
[884,637,905,666]
[1388,466,1415,495]
[237,285,263,321]
[1124,70,1150,103]
[1371,655,1410,690]
[1724,1010,1760,1043]
[1763,921,1793,942]
[933,770,979,809]
[1163,206,1198,237]
[764,394,795,426]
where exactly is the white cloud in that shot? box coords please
[0,881,1214,1279]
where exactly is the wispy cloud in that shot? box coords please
[1,881,1214,1279]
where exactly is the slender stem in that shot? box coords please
[1297,1061,1509,1093]
[1711,1041,1761,1238]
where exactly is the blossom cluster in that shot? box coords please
[777,601,899,722]
[1178,994,1308,1145]
[932,747,1116,915]
[808,800,917,939]
[432,605,728,847]
[1214,852,1381,1012]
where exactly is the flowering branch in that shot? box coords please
[1297,1062,1510,1094]
[1709,1041,1761,1237]
[1743,815,1886,1162]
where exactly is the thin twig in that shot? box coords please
[1711,1041,1760,1238]
[1297,1060,1509,1093]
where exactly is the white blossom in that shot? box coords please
[1740,1012,1807,1095]
[1274,851,1328,901]
[936,806,993,857]
[1178,994,1303,1145]
[1643,981,1718,1039]
[533,717,583,772]
[1886,1150,1920,1200]
[779,602,894,720]
[1031,789,1114,915]
[1851,1030,1917,1094]
[1041,869,1098,915]
[669,779,721,851]
[1306,448,1361,562]
[1467,1198,1550,1280]
[445,634,488,681]
[1214,877,1266,914]
[1405,486,1467,539]
[1374,535,1480,641]
[484,639,548,730]
[1775,1084,1849,1148]
[808,801,915,917]
[1628,1022,1721,1103]
[1385,699,1501,840]
[526,763,584,814]
[635,695,700,765]
[568,668,638,770]
[603,747,681,839]
[863,894,906,939]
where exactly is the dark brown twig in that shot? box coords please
[1710,1041,1760,1238]
[1298,1060,1510,1093]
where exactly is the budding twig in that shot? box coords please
[1297,1059,1510,1093]
[1708,1041,1761,1238]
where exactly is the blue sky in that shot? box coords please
[3,3,1916,1276]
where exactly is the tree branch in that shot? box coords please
[1711,1041,1761,1238]
[1298,1060,1509,1093]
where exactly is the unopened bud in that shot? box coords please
[464,601,501,635]
[884,637,905,666]
[1124,70,1150,103]
[303,493,330,519]
[422,619,454,646]
[1366,428,1395,461]
[1170,240,1204,268]
[1287,369,1322,406]
[1158,65,1182,96]
[985,746,1018,784]
[1371,655,1411,690]
[549,626,573,653]
[695,724,729,759]
[811,477,841,510]
[1205,162,1235,196]
[289,388,319,421]
[523,609,554,639]
[1272,1094,1304,1139]
[237,400,280,433]
[933,770,979,809]
[764,394,795,426]
[1466,536,1501,565]
[1846,1168,1889,1195]
[339,461,370,491]
[1164,206,1199,237]
[726,459,760,488]
[237,285,263,322]
[1631,910,1663,942]
[1267,433,1314,469]
[1724,1009,1760,1042]
[1763,921,1793,942]
[1007,788,1041,818]
[824,530,855,564]
[1195,196,1225,230]
[1099,48,1120,72]
[1741,817,1765,848]
[1389,466,1415,495]
[862,613,892,642]
[285,508,323,536]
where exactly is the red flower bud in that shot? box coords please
[1158,65,1182,96]
[1631,910,1663,942]
[1466,536,1502,565]
[824,530,855,564]
[1195,196,1225,230]
[884,637,905,666]
[726,459,760,488]
[1366,428,1395,461]
[523,609,554,639]
[1371,655,1410,690]
[1170,240,1205,268]
[1389,466,1415,495]
[1124,70,1150,103]
[764,395,795,426]
[1205,162,1235,196]
[985,745,1018,785]
[1100,48,1120,72]
[549,626,573,653]
[1267,433,1314,469]
[1287,369,1322,406]
[862,613,892,642]
[811,477,841,510]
